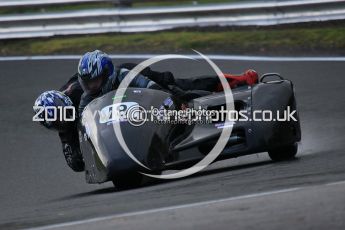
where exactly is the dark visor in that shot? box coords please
[78,75,104,95]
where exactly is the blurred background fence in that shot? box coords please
[0,0,344,39]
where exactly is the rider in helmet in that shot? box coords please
[77,50,163,115]
[34,50,259,172]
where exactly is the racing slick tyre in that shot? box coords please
[268,143,298,161]
[112,172,144,190]
[112,171,162,190]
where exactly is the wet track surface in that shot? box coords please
[0,58,344,229]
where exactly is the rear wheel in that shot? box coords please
[268,143,298,161]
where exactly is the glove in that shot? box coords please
[62,142,85,172]
[148,71,176,88]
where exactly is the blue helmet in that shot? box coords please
[78,50,115,94]
[33,90,74,130]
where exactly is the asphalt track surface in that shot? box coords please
[0,57,344,230]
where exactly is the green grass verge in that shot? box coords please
[1,23,345,56]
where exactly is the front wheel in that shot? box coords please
[268,143,298,161]
[112,172,143,190]
[112,171,162,190]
